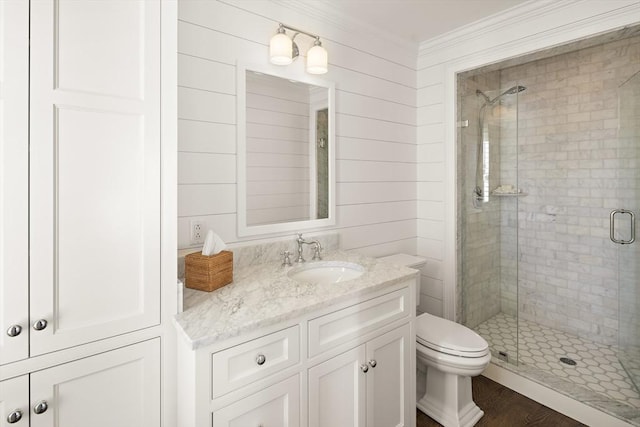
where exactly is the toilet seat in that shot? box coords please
[416,313,488,358]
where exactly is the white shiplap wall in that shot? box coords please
[416,0,640,319]
[178,0,418,260]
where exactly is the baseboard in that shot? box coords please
[483,363,634,427]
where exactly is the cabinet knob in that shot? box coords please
[360,364,369,373]
[6,324,22,337]
[33,400,48,415]
[368,359,377,368]
[32,319,47,331]
[256,354,266,366]
[6,409,23,424]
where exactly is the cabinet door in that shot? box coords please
[29,0,161,355]
[29,338,160,427]
[0,0,29,366]
[212,375,300,427]
[308,345,366,427]
[366,324,411,427]
[0,376,29,427]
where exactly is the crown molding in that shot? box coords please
[418,0,569,56]
[419,0,640,58]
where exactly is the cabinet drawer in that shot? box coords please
[212,374,300,427]
[308,287,410,357]
[212,325,300,398]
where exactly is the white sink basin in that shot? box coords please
[287,261,365,285]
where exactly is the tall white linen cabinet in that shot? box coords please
[0,1,177,426]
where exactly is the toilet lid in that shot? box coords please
[416,313,488,358]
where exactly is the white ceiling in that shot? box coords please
[314,0,530,44]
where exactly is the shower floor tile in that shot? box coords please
[474,312,640,410]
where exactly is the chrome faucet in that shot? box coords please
[295,233,322,263]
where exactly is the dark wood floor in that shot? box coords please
[417,375,587,427]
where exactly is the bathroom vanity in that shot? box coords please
[175,251,418,427]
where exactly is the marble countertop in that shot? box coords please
[173,250,419,350]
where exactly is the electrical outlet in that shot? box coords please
[190,220,205,245]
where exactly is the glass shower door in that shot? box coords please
[457,76,522,366]
[617,71,640,392]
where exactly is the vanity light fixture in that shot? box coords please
[269,23,328,74]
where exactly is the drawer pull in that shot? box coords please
[33,400,48,415]
[32,319,47,331]
[368,359,377,368]
[360,364,369,373]
[6,324,22,337]
[6,409,23,424]
[256,354,266,365]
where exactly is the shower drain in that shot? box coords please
[559,357,577,366]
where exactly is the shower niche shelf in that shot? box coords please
[491,191,528,197]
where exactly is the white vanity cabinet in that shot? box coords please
[307,324,411,427]
[307,287,412,427]
[176,279,416,427]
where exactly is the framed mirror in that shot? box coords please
[237,64,335,236]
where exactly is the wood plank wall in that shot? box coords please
[177,0,419,262]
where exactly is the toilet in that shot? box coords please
[415,312,491,427]
[379,254,491,427]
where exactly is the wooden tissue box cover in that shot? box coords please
[185,250,233,292]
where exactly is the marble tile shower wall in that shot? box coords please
[499,35,640,346]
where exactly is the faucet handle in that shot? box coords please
[281,250,292,267]
[311,242,322,260]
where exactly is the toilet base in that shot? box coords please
[416,366,484,427]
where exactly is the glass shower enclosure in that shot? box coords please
[458,68,640,396]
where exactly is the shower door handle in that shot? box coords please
[610,209,635,245]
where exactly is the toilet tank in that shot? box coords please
[377,253,427,302]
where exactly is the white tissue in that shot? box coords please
[202,230,227,256]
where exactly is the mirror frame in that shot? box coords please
[237,63,336,237]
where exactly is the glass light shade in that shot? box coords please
[306,44,328,74]
[270,33,293,65]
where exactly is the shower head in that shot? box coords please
[476,85,526,105]
[504,85,527,95]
